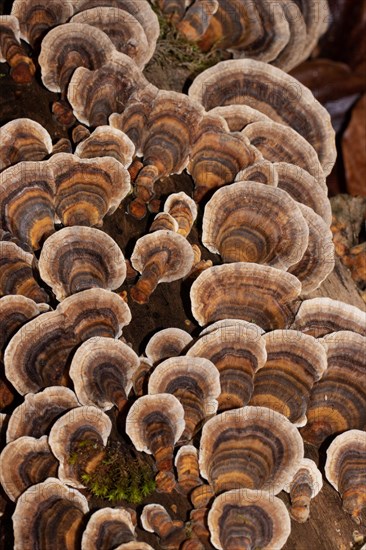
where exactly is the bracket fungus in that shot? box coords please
[199,406,304,495]
[250,331,327,426]
[235,159,278,187]
[207,489,291,550]
[141,503,186,549]
[0,119,52,172]
[69,336,139,411]
[190,263,302,330]
[285,458,323,523]
[148,356,221,442]
[48,405,112,488]
[6,387,80,443]
[175,445,202,495]
[132,356,153,397]
[163,192,198,238]
[0,435,58,502]
[176,0,219,42]
[12,478,89,550]
[325,430,366,522]
[145,328,193,365]
[187,319,266,411]
[38,226,127,300]
[188,59,336,173]
[202,181,309,269]
[75,125,135,167]
[301,331,366,447]
[126,394,185,491]
[0,15,35,83]
[130,230,194,304]
[208,104,271,132]
[81,507,136,550]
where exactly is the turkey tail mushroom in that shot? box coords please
[141,503,186,550]
[81,507,136,550]
[285,458,323,523]
[145,328,193,365]
[0,119,52,172]
[75,126,135,167]
[0,15,35,84]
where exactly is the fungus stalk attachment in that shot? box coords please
[130,250,167,304]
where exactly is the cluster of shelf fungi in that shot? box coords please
[0,0,365,549]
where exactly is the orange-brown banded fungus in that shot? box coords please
[0,119,52,172]
[69,336,139,411]
[176,0,218,42]
[199,406,304,495]
[187,319,266,411]
[163,192,197,238]
[175,445,202,494]
[250,331,327,426]
[325,430,366,522]
[81,507,136,550]
[145,328,193,364]
[38,226,126,300]
[0,15,35,83]
[202,181,309,269]
[208,105,271,132]
[141,503,186,549]
[301,331,366,446]
[75,125,135,167]
[207,489,291,550]
[285,458,323,523]
[235,160,278,187]
[0,435,58,501]
[148,356,220,442]
[190,263,302,330]
[12,478,89,550]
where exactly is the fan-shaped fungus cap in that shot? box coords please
[49,405,112,488]
[148,356,221,442]
[38,226,126,300]
[235,160,278,187]
[250,331,327,426]
[188,59,336,174]
[0,15,35,83]
[132,356,153,397]
[67,51,149,126]
[207,489,291,550]
[0,241,49,303]
[81,507,136,549]
[175,445,202,494]
[242,121,326,187]
[202,181,309,269]
[39,22,116,93]
[0,435,58,501]
[190,263,302,330]
[275,162,332,225]
[69,336,139,411]
[325,430,366,522]
[71,7,151,68]
[75,126,135,167]
[199,406,304,495]
[59,288,132,340]
[163,192,197,238]
[0,161,55,249]
[208,105,271,132]
[6,387,80,443]
[126,394,185,488]
[130,230,194,304]
[115,544,154,550]
[149,212,179,233]
[301,331,366,447]
[176,0,218,42]
[11,0,74,47]
[12,478,89,549]
[141,503,186,549]
[288,204,335,294]
[285,458,323,523]
[291,298,366,337]
[145,328,193,364]
[0,296,49,356]
[0,119,52,172]
[48,153,131,227]
[187,320,266,411]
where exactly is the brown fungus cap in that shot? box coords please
[325,430,366,522]
[0,161,55,249]
[208,104,271,132]
[75,126,135,167]
[187,319,266,411]
[301,331,366,446]
[38,226,126,301]
[132,356,153,397]
[130,230,194,304]
[149,212,179,233]
[145,328,193,364]
[0,435,58,501]
[207,489,291,550]
[291,298,366,338]
[202,181,309,269]
[0,241,49,303]
[6,387,80,443]
[285,458,323,523]
[48,153,131,226]
[69,336,139,411]
[148,356,221,442]
[288,203,335,294]
[250,330,327,426]
[141,503,186,549]
[0,119,52,172]
[176,0,218,42]
[48,405,112,488]
[199,406,304,495]
[115,544,154,550]
[163,192,197,238]
[175,445,202,494]
[190,263,302,330]
[71,7,151,68]
[235,160,278,187]
[12,478,89,550]
[39,22,116,93]
[0,15,35,83]
[81,507,136,550]
[188,59,336,173]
